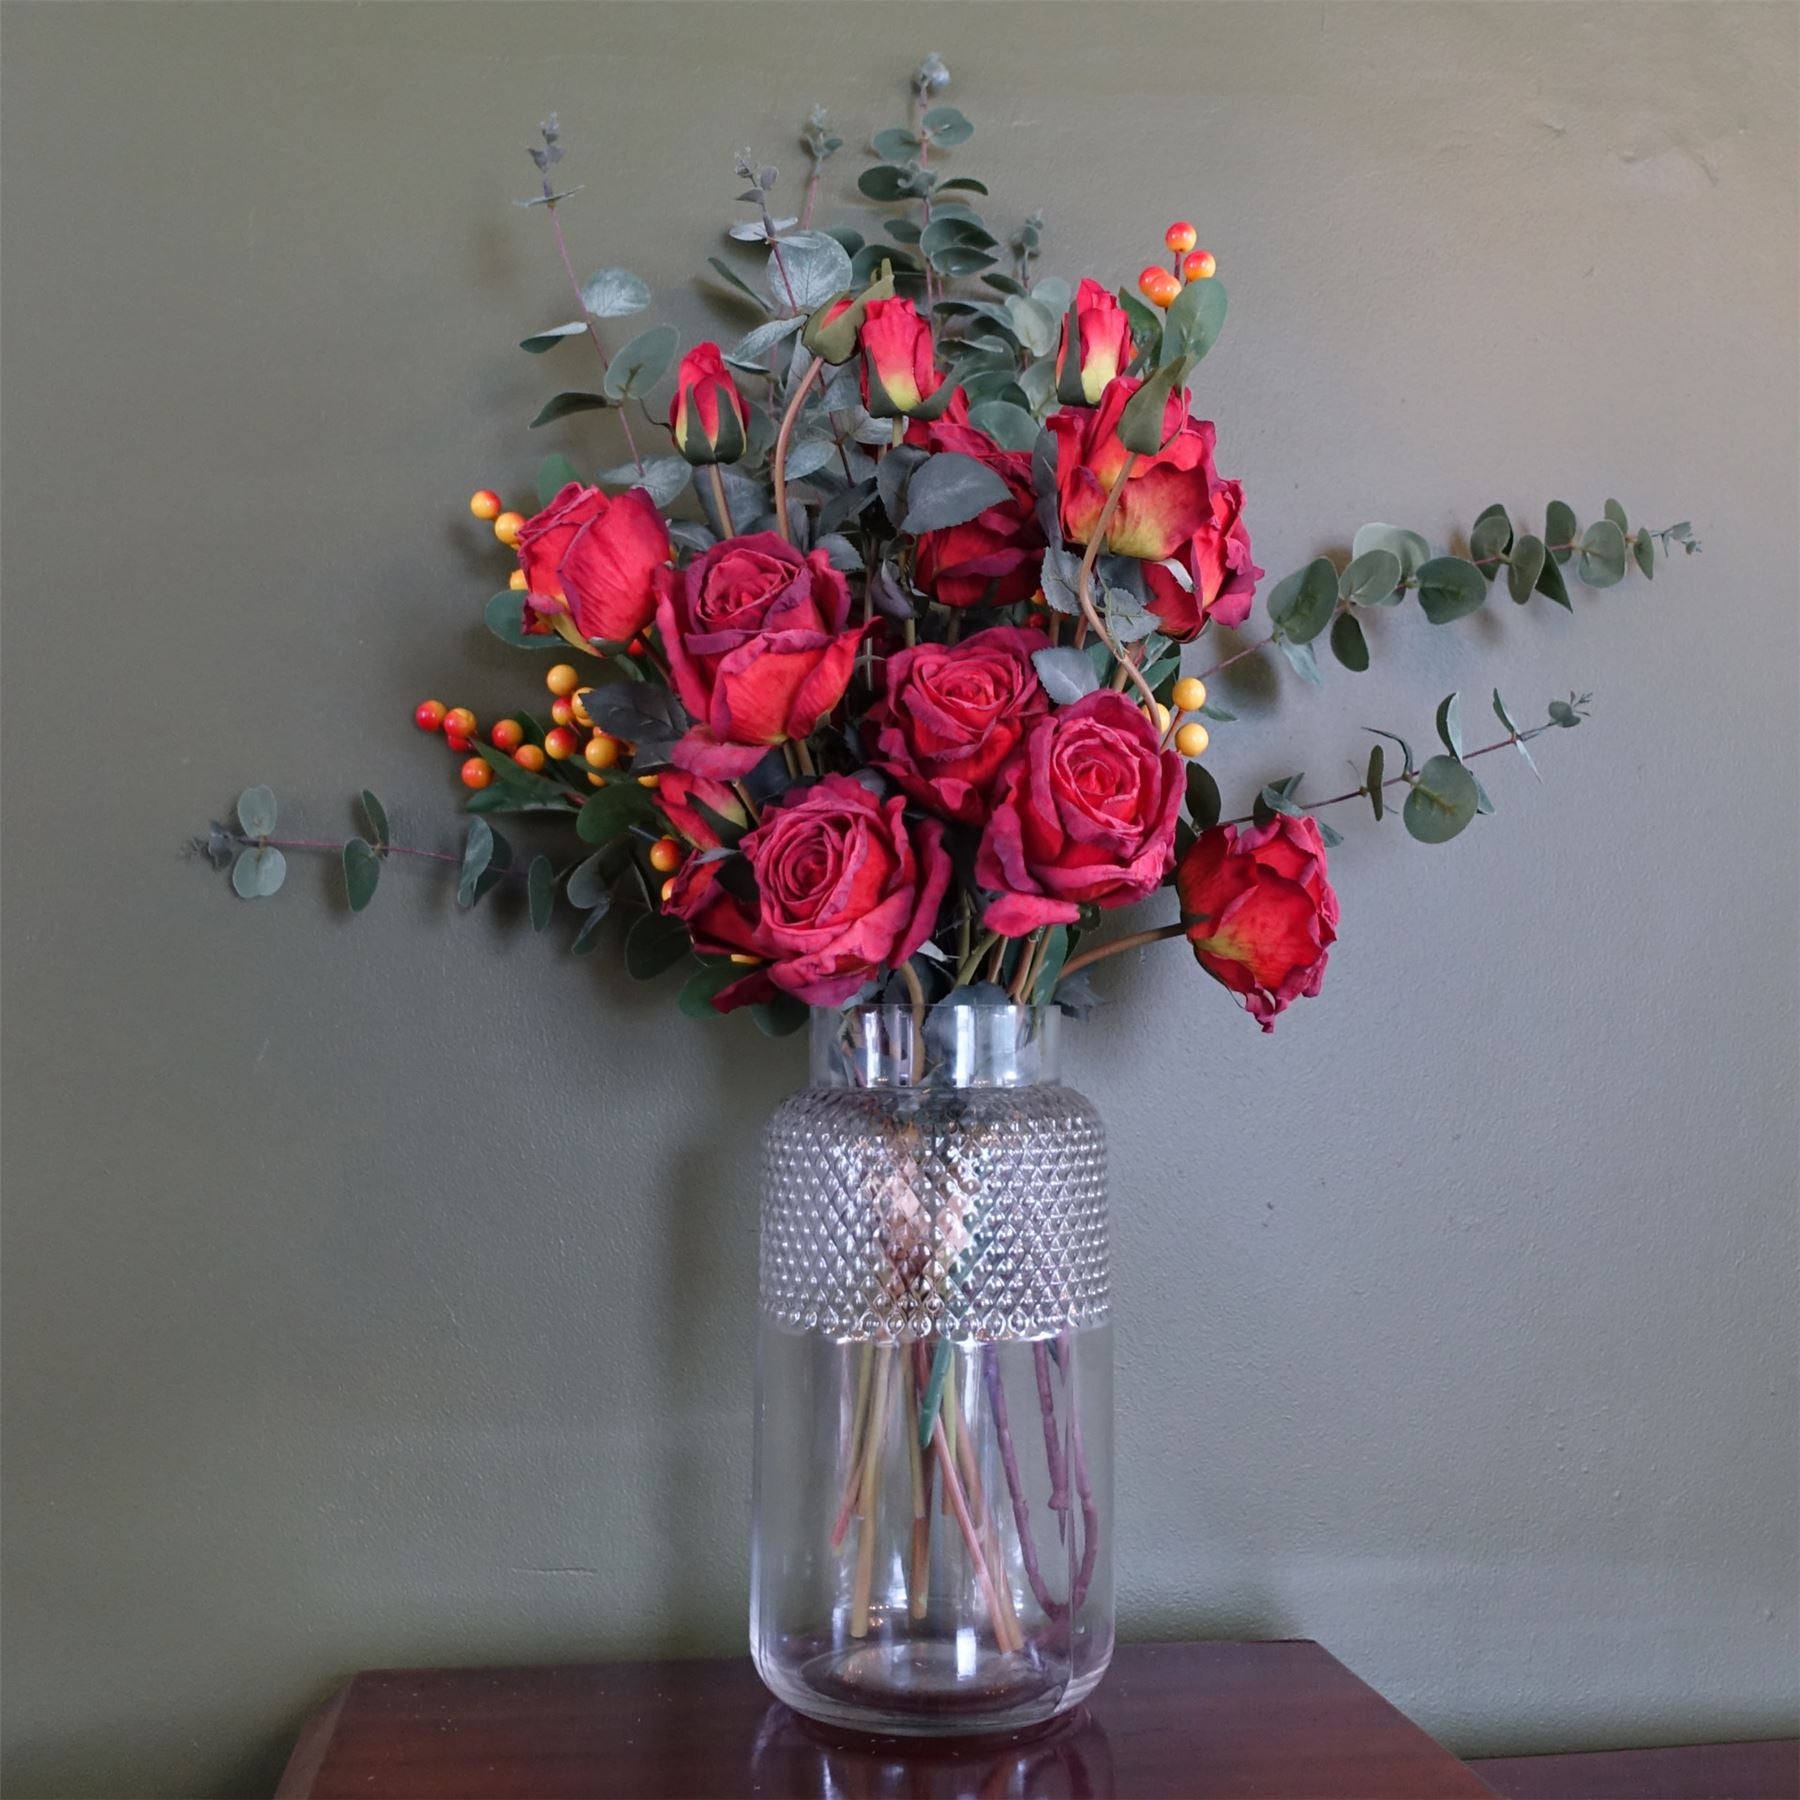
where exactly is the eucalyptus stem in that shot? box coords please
[543,200,645,475]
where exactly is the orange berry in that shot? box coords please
[460,757,493,790]
[469,490,502,521]
[493,511,526,547]
[1165,221,1197,255]
[512,744,546,773]
[550,697,575,728]
[570,688,596,728]
[660,877,677,904]
[414,699,447,733]
[648,837,682,874]
[1183,250,1217,282]
[587,772,607,787]
[544,726,579,761]
[636,773,661,789]
[728,953,763,967]
[508,569,529,591]
[1138,267,1180,309]
[444,707,477,739]
[490,719,524,754]
[1172,676,1208,713]
[585,734,620,771]
[546,663,580,697]
[1176,722,1210,758]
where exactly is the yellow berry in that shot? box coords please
[728,953,763,967]
[1152,702,1171,733]
[637,774,661,789]
[1138,267,1181,309]
[550,697,575,728]
[585,734,620,770]
[1183,250,1217,282]
[508,569,529,591]
[660,877,677,904]
[1164,221,1197,255]
[469,490,502,521]
[587,772,608,787]
[570,688,596,728]
[512,744,546,772]
[493,511,526,547]
[545,663,579,697]
[648,837,682,874]
[1176,722,1210,758]
[1172,676,1208,713]
[543,726,579,761]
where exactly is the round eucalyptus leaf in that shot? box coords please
[1339,547,1403,607]
[342,838,381,912]
[232,844,287,899]
[602,323,679,402]
[1577,519,1628,588]
[870,128,919,162]
[1604,497,1628,532]
[857,164,920,203]
[236,785,277,838]
[1329,611,1370,672]
[1403,756,1480,844]
[580,268,650,318]
[1268,558,1338,644]
[1470,504,1512,577]
[1507,534,1547,603]
[1415,557,1487,625]
[1546,500,1578,564]
[1633,530,1656,580]
[922,106,974,146]
[1352,524,1430,584]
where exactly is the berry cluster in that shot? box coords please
[1136,221,1217,310]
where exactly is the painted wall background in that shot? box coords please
[2,4,1795,1794]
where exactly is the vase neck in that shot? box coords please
[808,1004,1062,1090]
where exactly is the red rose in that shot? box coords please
[742,774,952,1005]
[975,690,1183,936]
[1048,376,1220,563]
[517,482,671,644]
[868,626,1049,826]
[662,855,777,1012]
[669,342,746,466]
[657,767,749,849]
[907,414,1045,607]
[1055,278,1134,406]
[1143,477,1263,640]
[1176,815,1339,1031]
[859,297,944,418]
[657,532,863,779]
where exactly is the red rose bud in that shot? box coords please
[975,690,1184,936]
[905,411,1045,608]
[869,626,1049,826]
[516,482,671,645]
[858,297,947,419]
[739,775,952,1005]
[1176,815,1339,1032]
[1048,375,1220,562]
[1055,279,1135,407]
[656,531,863,779]
[669,343,747,466]
[657,767,748,849]
[1143,476,1264,641]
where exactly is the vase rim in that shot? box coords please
[807,1001,1064,1090]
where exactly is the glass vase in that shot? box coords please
[751,1003,1113,1735]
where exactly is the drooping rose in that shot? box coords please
[859,297,944,418]
[669,342,747,465]
[1143,477,1263,640]
[1175,814,1339,1031]
[740,774,952,1004]
[1054,278,1134,406]
[517,483,671,644]
[1048,375,1220,563]
[868,626,1048,826]
[656,767,749,850]
[661,854,776,1012]
[975,690,1183,936]
[906,412,1045,607]
[657,532,862,779]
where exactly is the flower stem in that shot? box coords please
[1058,920,1186,983]
[771,359,824,544]
[706,464,735,536]
[1074,458,1163,716]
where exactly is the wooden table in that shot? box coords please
[277,1639,1503,1799]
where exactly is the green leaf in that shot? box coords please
[1258,779,1307,821]
[571,900,612,955]
[576,781,662,844]
[1277,635,1324,687]
[706,256,769,313]
[1473,775,1496,816]
[603,323,679,402]
[1115,287,1162,365]
[484,590,561,649]
[1159,275,1227,368]
[343,837,380,912]
[1116,357,1191,455]
[922,106,974,146]
[1268,557,1338,644]
[679,958,746,1017]
[236,785,277,838]
[469,741,579,811]
[1470,504,1512,576]
[769,230,854,310]
[870,128,920,161]
[1339,548,1402,607]
[857,164,922,203]
[1435,691,1463,761]
[1366,745,1385,821]
[1494,689,1540,779]
[536,454,581,508]
[966,400,1039,450]
[1351,524,1430,586]
[1577,518,1627,587]
[1535,544,1573,610]
[1004,293,1057,356]
[625,910,691,981]
[519,321,588,354]
[231,844,286,898]
[564,850,609,910]
[751,993,809,1037]
[457,819,494,908]
[1365,727,1415,780]
[1403,755,1480,844]
[1031,646,1101,705]
[1546,500,1578,564]
[1415,556,1487,624]
[1507,534,1547,604]
[1633,530,1656,580]
[1604,497,1628,532]
[937,176,989,195]
[900,452,1013,534]
[527,855,555,932]
[530,391,612,429]
[358,790,388,849]
[1316,819,1344,849]
[581,268,651,318]
[1030,927,1071,1005]
[725,315,804,369]
[1329,611,1370,672]
[1186,762,1222,830]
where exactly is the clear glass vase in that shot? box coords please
[751,1003,1113,1736]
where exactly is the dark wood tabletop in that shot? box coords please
[276,1638,1503,1799]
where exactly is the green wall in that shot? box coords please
[3,4,1795,1794]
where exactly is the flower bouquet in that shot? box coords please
[204,56,1694,1734]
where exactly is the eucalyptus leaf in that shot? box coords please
[1340,547,1403,607]
[1117,357,1190,455]
[857,164,922,203]
[1365,727,1416,780]
[1435,691,1464,761]
[519,321,589,354]
[922,106,974,146]
[626,910,692,981]
[1277,634,1324,687]
[527,856,555,932]
[1403,755,1479,844]
[343,838,380,912]
[457,819,494,908]
[602,323,679,402]
[1535,543,1573,609]
[679,959,747,1018]
[571,901,612,956]
[706,257,769,313]
[485,590,560,649]
[1329,610,1370,672]
[1159,275,1227,367]
[900,452,1012,534]
[1546,500,1578,564]
[1186,763,1222,830]
[1366,745,1385,821]
[536,453,581,508]
[1577,518,1627,587]
[530,391,611,428]
[726,315,804,369]
[565,851,609,910]
[1470,504,1512,576]
[1352,524,1429,584]
[1604,497,1628,532]
[576,781,663,845]
[1507,533,1547,603]
[236,785,277,838]
[358,790,388,849]
[231,845,286,898]
[871,128,920,161]
[1415,557,1487,624]
[967,400,1039,450]
[1031,646,1101,705]
[1633,530,1656,580]
[751,993,809,1037]
[581,268,651,317]
[769,231,854,311]
[1267,557,1337,644]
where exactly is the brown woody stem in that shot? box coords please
[772,359,824,544]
